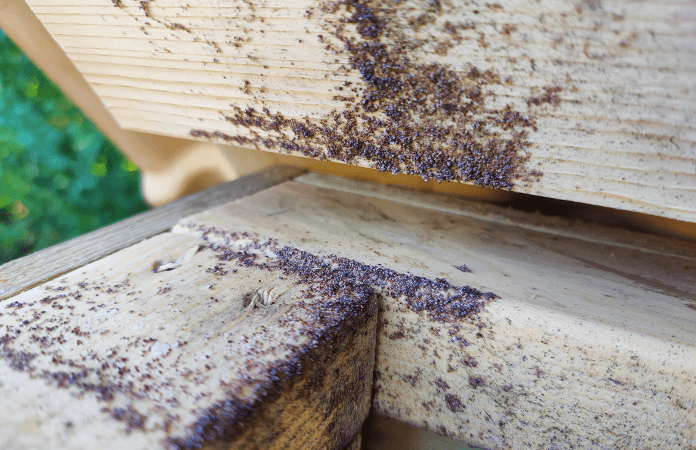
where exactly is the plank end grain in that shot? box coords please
[0,231,375,449]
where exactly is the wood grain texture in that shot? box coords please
[0,0,155,169]
[0,231,375,449]
[0,165,304,300]
[296,172,696,260]
[0,0,264,208]
[25,0,696,221]
[2,173,695,449]
[172,178,696,449]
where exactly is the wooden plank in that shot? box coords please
[168,177,695,449]
[0,1,246,207]
[25,0,696,221]
[296,172,696,260]
[220,145,696,242]
[0,231,375,449]
[345,430,362,450]
[135,133,242,207]
[0,165,304,300]
[0,0,154,169]
[2,173,694,448]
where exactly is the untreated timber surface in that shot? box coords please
[25,0,696,221]
[0,165,304,300]
[0,0,155,169]
[173,177,696,449]
[0,232,376,449]
[1,173,695,449]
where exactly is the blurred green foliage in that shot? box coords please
[0,30,149,264]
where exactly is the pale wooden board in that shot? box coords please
[171,177,696,449]
[0,0,160,170]
[0,165,304,300]
[2,173,695,449]
[0,231,375,449]
[24,0,696,221]
[297,172,696,261]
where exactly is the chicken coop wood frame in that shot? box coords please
[1,167,694,449]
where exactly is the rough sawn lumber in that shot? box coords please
[24,0,696,221]
[0,231,374,449]
[0,165,304,300]
[0,173,694,449]
[175,175,696,449]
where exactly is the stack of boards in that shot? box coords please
[1,168,694,449]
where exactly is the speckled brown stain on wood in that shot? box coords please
[0,225,493,448]
[192,0,560,189]
[111,0,558,189]
[1,175,695,449]
[29,0,696,221]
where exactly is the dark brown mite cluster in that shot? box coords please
[528,86,562,107]
[192,0,560,189]
[0,228,494,448]
[166,281,375,450]
[445,393,466,413]
[111,406,147,432]
[268,247,495,322]
[139,0,152,18]
[195,226,497,322]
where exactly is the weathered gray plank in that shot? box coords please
[0,165,304,299]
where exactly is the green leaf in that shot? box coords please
[0,168,31,208]
[0,29,150,263]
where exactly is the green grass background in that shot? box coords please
[0,30,149,264]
